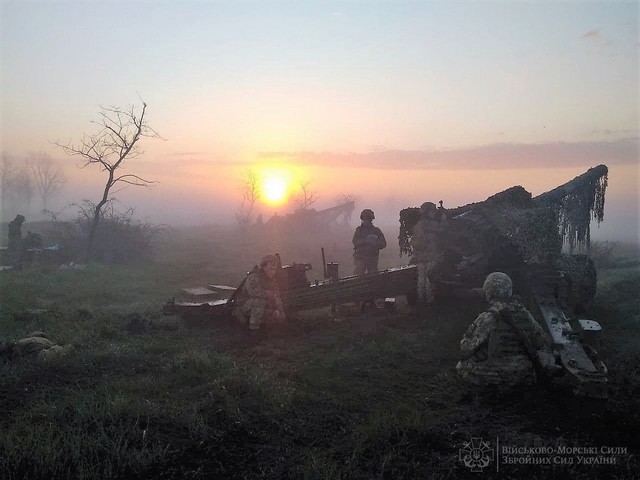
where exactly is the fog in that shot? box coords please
[3,155,637,245]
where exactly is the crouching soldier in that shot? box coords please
[456,272,555,388]
[235,255,286,338]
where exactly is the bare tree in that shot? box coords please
[235,170,260,227]
[54,100,160,258]
[0,155,35,218]
[334,192,356,205]
[27,153,67,211]
[292,181,319,211]
[14,169,35,214]
[0,153,16,221]
[334,192,356,224]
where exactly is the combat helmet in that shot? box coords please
[360,209,375,220]
[482,272,513,300]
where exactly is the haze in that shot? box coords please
[1,1,638,242]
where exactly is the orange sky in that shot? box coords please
[46,154,637,243]
[1,2,637,241]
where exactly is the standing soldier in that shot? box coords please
[7,214,25,268]
[411,202,446,305]
[437,200,448,223]
[352,209,387,275]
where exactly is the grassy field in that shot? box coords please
[1,225,639,479]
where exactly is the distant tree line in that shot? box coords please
[0,152,67,222]
[2,99,161,264]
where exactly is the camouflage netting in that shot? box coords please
[399,165,608,263]
[482,204,563,264]
[539,169,608,252]
[398,207,420,257]
[398,187,561,263]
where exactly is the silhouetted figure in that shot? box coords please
[352,209,387,275]
[411,203,447,305]
[7,214,25,268]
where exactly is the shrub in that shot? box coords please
[43,201,164,264]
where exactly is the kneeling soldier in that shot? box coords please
[236,255,286,337]
[456,272,553,387]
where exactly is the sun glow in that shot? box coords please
[263,176,287,204]
[257,166,294,205]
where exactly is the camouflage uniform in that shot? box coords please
[237,266,284,330]
[352,212,387,275]
[456,272,551,386]
[411,203,446,304]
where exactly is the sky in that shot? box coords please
[1,0,638,241]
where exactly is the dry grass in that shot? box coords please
[0,226,638,479]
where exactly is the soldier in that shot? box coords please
[437,200,448,223]
[411,202,447,305]
[456,272,553,387]
[236,254,286,336]
[7,214,25,267]
[352,209,387,275]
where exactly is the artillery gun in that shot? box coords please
[164,165,609,397]
[400,164,609,397]
[263,200,355,232]
[164,258,418,322]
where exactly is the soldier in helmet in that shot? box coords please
[352,208,387,275]
[411,202,447,305]
[235,254,286,336]
[456,272,553,387]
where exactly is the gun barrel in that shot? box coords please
[532,164,608,206]
[284,265,417,310]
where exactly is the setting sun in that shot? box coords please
[263,176,287,204]
[256,165,296,206]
